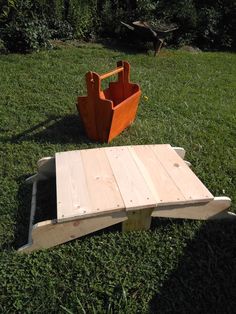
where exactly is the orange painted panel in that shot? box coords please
[77,61,141,142]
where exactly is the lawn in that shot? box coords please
[0,42,236,313]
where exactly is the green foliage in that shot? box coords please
[119,0,236,50]
[44,0,64,21]
[0,0,51,52]
[194,0,236,49]
[49,19,73,40]
[66,0,97,39]
[97,0,137,37]
[0,0,235,53]
[3,18,51,52]
[0,0,17,21]
[135,0,159,20]
[0,38,7,53]
[139,0,236,50]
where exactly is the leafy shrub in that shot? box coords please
[0,0,51,52]
[195,0,236,50]
[49,19,73,40]
[0,0,17,20]
[0,0,235,52]
[0,38,7,53]
[65,0,97,39]
[97,0,137,38]
[122,0,235,50]
[2,17,51,52]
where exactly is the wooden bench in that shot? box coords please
[18,144,235,253]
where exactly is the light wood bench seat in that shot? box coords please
[18,145,235,253]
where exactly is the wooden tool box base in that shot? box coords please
[18,145,235,253]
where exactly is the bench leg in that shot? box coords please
[122,208,153,232]
[172,147,186,159]
[152,197,236,220]
[18,211,127,253]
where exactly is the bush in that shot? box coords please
[2,18,51,52]
[0,0,51,52]
[65,0,97,39]
[0,38,7,53]
[97,0,137,38]
[135,0,236,50]
[49,19,73,40]
[195,0,236,50]
[0,0,235,52]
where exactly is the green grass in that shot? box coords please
[0,43,236,313]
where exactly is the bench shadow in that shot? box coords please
[12,175,57,250]
[13,175,33,250]
[5,114,91,145]
[149,220,236,313]
[97,38,172,57]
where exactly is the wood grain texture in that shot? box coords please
[122,208,153,231]
[105,146,156,210]
[18,211,127,253]
[20,145,234,253]
[56,145,215,221]
[151,145,214,203]
[130,145,186,205]
[152,197,234,220]
[56,150,92,222]
[56,149,125,222]
[81,148,125,214]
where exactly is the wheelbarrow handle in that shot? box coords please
[100,66,124,80]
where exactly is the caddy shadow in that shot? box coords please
[9,114,91,145]
[149,220,236,314]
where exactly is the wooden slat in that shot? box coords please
[56,144,214,222]
[130,145,186,205]
[152,197,234,220]
[56,151,92,222]
[151,145,214,203]
[56,149,126,221]
[81,148,125,214]
[105,146,156,210]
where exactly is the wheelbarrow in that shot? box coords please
[77,61,141,143]
[121,21,178,56]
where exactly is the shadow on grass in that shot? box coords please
[13,175,32,250]
[14,178,236,314]
[99,38,150,55]
[5,114,91,145]
[97,38,173,57]
[149,220,236,313]
[12,176,58,250]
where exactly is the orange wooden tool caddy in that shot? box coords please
[77,61,141,142]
